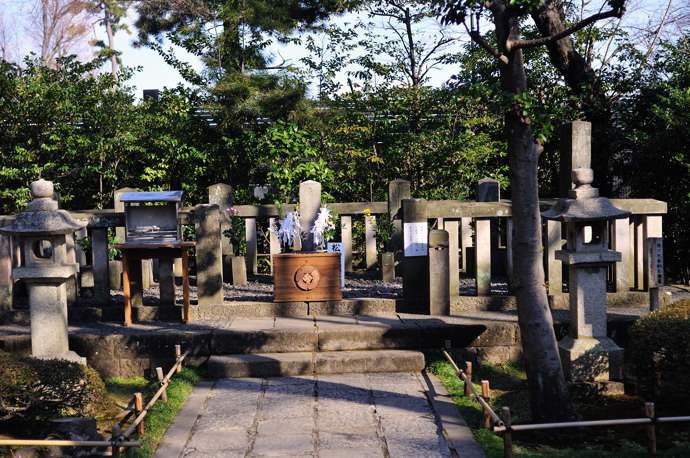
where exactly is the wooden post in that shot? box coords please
[175,345,182,374]
[156,367,168,402]
[482,380,491,429]
[111,424,121,458]
[645,402,656,455]
[502,406,512,458]
[134,393,144,436]
[464,361,473,398]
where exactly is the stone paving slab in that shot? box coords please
[154,372,485,458]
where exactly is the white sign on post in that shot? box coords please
[403,222,428,257]
[647,237,664,288]
[327,242,345,287]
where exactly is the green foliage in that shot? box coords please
[222,207,247,256]
[628,300,690,402]
[0,350,112,427]
[614,38,690,283]
[262,120,335,202]
[76,228,120,261]
[363,208,394,252]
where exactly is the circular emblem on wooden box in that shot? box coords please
[295,265,321,291]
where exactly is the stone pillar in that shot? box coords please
[0,233,12,310]
[268,217,280,274]
[194,204,224,305]
[223,255,247,285]
[245,217,257,274]
[402,198,428,305]
[65,232,78,306]
[299,180,321,252]
[158,259,175,306]
[505,218,514,290]
[114,187,136,244]
[208,184,234,277]
[443,220,460,298]
[429,229,450,315]
[612,217,631,292]
[388,179,411,252]
[643,215,663,290]
[460,217,473,271]
[340,215,353,272]
[559,121,591,197]
[207,183,234,283]
[365,215,377,269]
[545,220,563,295]
[92,228,113,306]
[475,178,499,296]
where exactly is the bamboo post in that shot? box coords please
[482,380,491,429]
[111,424,121,458]
[464,361,473,398]
[175,345,182,373]
[134,393,144,436]
[156,367,168,402]
[646,402,656,454]
[502,406,512,458]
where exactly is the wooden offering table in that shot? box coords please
[114,242,195,325]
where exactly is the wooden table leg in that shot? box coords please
[122,252,132,326]
[182,249,190,323]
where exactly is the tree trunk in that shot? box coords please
[493,3,578,423]
[103,3,118,80]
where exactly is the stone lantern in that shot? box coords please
[0,179,86,363]
[542,168,629,382]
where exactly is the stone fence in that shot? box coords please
[0,178,667,311]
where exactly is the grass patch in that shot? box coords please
[428,359,690,457]
[118,366,203,457]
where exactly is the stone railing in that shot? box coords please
[0,179,667,311]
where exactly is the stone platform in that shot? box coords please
[0,303,651,379]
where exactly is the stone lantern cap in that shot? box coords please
[0,179,86,236]
[542,168,629,222]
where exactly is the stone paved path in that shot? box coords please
[154,372,485,457]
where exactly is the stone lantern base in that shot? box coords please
[558,335,624,382]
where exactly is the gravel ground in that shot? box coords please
[13,270,689,308]
[97,270,508,306]
[129,272,689,306]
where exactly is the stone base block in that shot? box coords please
[34,350,86,365]
[558,335,623,382]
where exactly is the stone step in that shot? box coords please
[207,349,425,378]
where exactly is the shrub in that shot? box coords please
[627,300,690,402]
[0,350,111,427]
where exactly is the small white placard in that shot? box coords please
[403,222,428,257]
[647,237,664,287]
[327,242,345,287]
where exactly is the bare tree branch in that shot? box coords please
[509,8,624,51]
